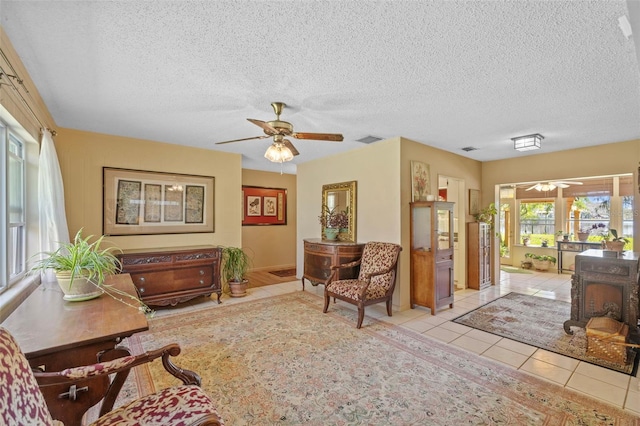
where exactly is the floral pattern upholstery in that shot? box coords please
[0,327,223,426]
[91,385,224,426]
[324,242,402,328]
[0,327,58,426]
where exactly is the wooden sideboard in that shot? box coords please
[1,274,149,426]
[564,249,640,336]
[117,245,222,306]
[302,238,364,290]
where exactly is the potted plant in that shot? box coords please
[474,203,497,227]
[30,229,153,314]
[318,204,340,240]
[602,229,628,252]
[221,246,252,297]
[524,253,557,271]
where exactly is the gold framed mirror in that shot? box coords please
[322,180,357,242]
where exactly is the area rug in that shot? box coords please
[268,268,297,277]
[453,292,637,375]
[500,265,533,274]
[121,292,639,425]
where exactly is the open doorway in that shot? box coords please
[438,175,466,290]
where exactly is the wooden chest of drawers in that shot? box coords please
[117,245,222,307]
[302,238,364,289]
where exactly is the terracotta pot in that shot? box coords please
[229,279,248,297]
[55,271,104,302]
[577,232,590,242]
[604,241,625,252]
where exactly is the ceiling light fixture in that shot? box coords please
[533,183,556,192]
[264,142,294,163]
[512,133,543,151]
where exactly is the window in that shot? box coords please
[1,123,27,291]
[518,200,555,245]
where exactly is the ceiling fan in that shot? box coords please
[215,102,343,163]
[525,181,583,191]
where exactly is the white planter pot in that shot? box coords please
[55,271,104,302]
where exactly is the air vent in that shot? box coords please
[356,135,383,144]
[461,146,478,152]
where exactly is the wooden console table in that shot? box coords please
[302,238,364,290]
[563,249,640,336]
[556,240,603,273]
[1,274,149,426]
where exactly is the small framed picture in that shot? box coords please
[469,189,480,215]
[242,186,287,225]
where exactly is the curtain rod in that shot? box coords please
[0,47,57,136]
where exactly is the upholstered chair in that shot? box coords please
[323,241,402,328]
[0,327,223,426]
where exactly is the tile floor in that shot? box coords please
[155,270,640,417]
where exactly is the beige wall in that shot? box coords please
[298,137,483,311]
[55,127,242,250]
[242,169,296,271]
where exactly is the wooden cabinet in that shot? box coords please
[117,245,222,307]
[467,222,491,290]
[410,201,455,314]
[564,249,640,335]
[302,238,364,289]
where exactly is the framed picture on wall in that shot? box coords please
[242,186,287,225]
[411,161,430,202]
[469,189,480,215]
[103,167,214,235]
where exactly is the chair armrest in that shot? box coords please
[329,259,361,270]
[34,343,201,387]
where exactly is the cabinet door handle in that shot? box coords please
[139,276,146,283]
[199,270,205,275]
[199,280,205,285]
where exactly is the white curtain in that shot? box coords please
[38,129,69,281]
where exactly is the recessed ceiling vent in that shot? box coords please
[356,135,383,144]
[461,146,478,152]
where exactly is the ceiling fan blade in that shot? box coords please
[247,118,278,135]
[291,132,344,141]
[551,181,582,185]
[555,183,570,188]
[283,139,300,156]
[525,184,538,191]
[215,135,269,145]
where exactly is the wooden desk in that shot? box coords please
[1,274,149,425]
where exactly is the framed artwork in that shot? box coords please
[242,185,287,225]
[411,161,430,202]
[469,189,480,215]
[103,167,214,235]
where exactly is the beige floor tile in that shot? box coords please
[531,349,579,371]
[465,328,502,345]
[449,334,493,354]
[423,326,461,343]
[567,373,627,407]
[495,338,537,357]
[483,345,529,368]
[439,320,472,335]
[574,362,630,389]
[520,358,573,385]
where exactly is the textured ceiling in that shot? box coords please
[1,1,639,174]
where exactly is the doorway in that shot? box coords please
[438,175,466,290]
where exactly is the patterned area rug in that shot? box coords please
[268,268,297,277]
[123,292,638,425]
[453,292,637,375]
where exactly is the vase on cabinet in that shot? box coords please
[324,228,339,241]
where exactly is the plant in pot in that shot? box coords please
[319,204,340,241]
[30,229,153,315]
[221,246,252,297]
[524,253,556,271]
[602,229,628,252]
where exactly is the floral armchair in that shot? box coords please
[323,241,402,328]
[0,327,223,426]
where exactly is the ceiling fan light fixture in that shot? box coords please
[264,143,294,163]
[535,183,556,191]
[512,133,543,151]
